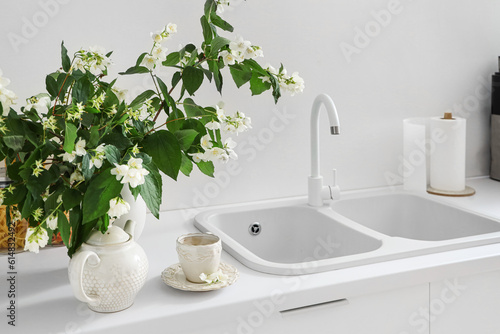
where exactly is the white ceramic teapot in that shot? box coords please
[68,220,148,312]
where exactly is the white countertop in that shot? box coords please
[2,177,500,334]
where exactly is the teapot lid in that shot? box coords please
[86,225,130,246]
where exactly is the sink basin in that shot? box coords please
[195,201,383,275]
[330,193,500,241]
[195,190,500,275]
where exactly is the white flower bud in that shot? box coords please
[108,197,131,219]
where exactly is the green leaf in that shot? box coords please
[269,73,282,103]
[208,60,223,93]
[22,122,41,146]
[166,108,185,133]
[62,188,83,211]
[68,206,94,257]
[80,113,94,128]
[44,187,64,213]
[85,107,100,114]
[102,131,133,151]
[182,66,204,95]
[244,59,268,76]
[204,0,216,18]
[139,162,162,219]
[250,72,272,96]
[61,41,71,72]
[26,165,59,198]
[72,77,91,104]
[34,140,55,160]
[180,153,193,177]
[211,13,234,32]
[209,36,231,58]
[88,126,100,148]
[184,44,196,53]
[25,173,47,197]
[46,75,59,98]
[197,160,215,177]
[19,150,41,180]
[71,69,85,81]
[180,86,187,101]
[156,76,170,105]
[229,64,252,88]
[135,52,148,67]
[185,49,199,67]
[21,193,34,219]
[58,211,71,247]
[163,52,181,67]
[81,154,94,181]
[104,144,121,165]
[96,215,110,234]
[172,71,182,88]
[201,67,213,82]
[63,122,78,153]
[103,85,119,109]
[17,142,56,181]
[2,184,27,206]
[129,185,140,200]
[119,66,151,75]
[183,98,206,117]
[6,161,22,182]
[175,129,198,151]
[182,118,207,134]
[130,90,156,110]
[82,168,123,223]
[3,135,24,151]
[201,16,213,43]
[69,206,82,231]
[142,130,182,180]
[5,110,23,129]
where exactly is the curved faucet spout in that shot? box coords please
[310,94,340,177]
[308,93,340,207]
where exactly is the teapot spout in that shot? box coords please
[124,220,137,238]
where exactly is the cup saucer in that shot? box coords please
[161,262,239,292]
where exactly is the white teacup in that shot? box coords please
[176,233,222,283]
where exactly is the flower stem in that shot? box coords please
[52,58,75,113]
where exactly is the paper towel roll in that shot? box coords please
[403,118,430,192]
[429,116,466,192]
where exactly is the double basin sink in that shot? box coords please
[194,190,500,275]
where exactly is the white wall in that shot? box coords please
[1,0,499,212]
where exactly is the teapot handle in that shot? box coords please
[68,250,101,306]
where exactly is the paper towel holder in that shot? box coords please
[427,112,475,197]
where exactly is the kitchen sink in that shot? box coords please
[194,190,500,275]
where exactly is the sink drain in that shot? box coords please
[249,222,261,235]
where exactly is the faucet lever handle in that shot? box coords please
[330,169,340,200]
